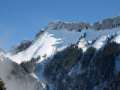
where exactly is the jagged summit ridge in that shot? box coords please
[45,16,120,31]
[46,21,91,31]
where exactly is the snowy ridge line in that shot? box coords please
[7,27,120,64]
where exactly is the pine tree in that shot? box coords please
[0,79,6,90]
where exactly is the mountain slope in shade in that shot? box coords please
[44,34,120,90]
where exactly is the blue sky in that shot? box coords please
[0,0,120,50]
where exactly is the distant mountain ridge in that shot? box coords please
[45,16,120,31]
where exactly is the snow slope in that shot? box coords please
[7,30,84,64]
[7,27,120,64]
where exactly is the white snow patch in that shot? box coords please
[113,34,120,44]
[78,38,88,52]
[92,35,108,50]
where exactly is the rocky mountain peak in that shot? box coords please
[93,16,120,30]
[46,21,91,31]
[45,16,120,31]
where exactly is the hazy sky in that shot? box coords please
[0,0,120,50]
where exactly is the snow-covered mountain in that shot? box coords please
[0,16,120,90]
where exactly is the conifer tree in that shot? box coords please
[0,79,6,90]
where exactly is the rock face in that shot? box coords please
[12,40,32,54]
[47,21,91,31]
[93,16,120,30]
